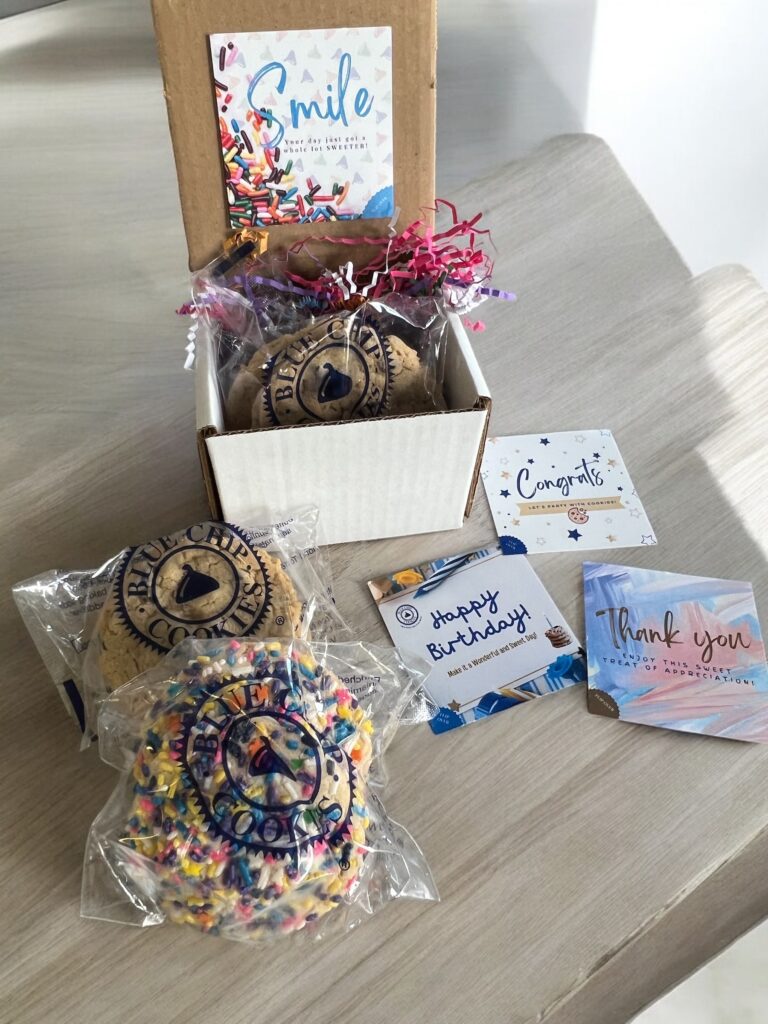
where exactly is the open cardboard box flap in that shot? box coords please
[152,0,437,271]
[153,0,492,544]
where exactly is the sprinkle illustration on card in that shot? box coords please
[584,562,768,743]
[209,28,394,228]
[481,429,655,555]
[369,546,586,734]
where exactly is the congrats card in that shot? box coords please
[209,28,394,229]
[584,562,768,742]
[481,429,655,555]
[369,546,586,734]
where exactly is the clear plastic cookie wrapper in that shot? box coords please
[222,294,449,431]
[83,637,438,942]
[181,203,514,431]
[12,509,343,744]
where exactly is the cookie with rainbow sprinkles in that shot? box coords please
[119,639,373,939]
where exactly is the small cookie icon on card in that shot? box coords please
[567,505,589,524]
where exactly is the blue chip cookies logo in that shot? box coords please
[116,522,272,653]
[179,680,355,858]
[395,603,420,627]
[263,317,392,426]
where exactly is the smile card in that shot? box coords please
[209,28,394,229]
[481,429,656,555]
[584,562,768,742]
[369,545,586,733]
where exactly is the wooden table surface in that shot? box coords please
[3,2,768,1022]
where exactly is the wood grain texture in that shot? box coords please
[3,2,768,1023]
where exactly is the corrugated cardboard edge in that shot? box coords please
[197,308,492,525]
[200,400,490,526]
[464,395,492,518]
[197,425,223,519]
[151,0,437,270]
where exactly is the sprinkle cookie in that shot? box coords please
[96,522,303,693]
[119,640,373,939]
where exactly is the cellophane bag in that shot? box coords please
[12,509,343,744]
[189,246,448,431]
[83,636,438,941]
[182,203,514,430]
[224,295,448,430]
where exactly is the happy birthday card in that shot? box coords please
[369,546,585,734]
[584,562,768,742]
[481,429,656,555]
[209,27,394,229]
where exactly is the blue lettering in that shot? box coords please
[247,53,374,139]
[424,606,531,661]
[431,589,500,630]
[516,458,604,500]
[290,95,326,127]
[354,86,374,117]
[291,52,355,128]
[334,51,352,126]
[516,467,535,499]
[247,61,287,147]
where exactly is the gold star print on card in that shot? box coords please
[481,429,655,554]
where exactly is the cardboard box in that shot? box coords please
[196,313,491,544]
[153,0,492,544]
[152,0,439,271]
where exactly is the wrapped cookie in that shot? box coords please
[183,202,513,432]
[13,509,342,744]
[84,637,438,943]
[223,298,447,430]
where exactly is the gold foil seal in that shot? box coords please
[226,228,269,255]
[339,293,368,311]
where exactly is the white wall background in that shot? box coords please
[438,8,768,1018]
[4,0,765,282]
[438,0,768,287]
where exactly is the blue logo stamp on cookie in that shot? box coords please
[262,317,392,426]
[115,522,272,653]
[179,680,356,858]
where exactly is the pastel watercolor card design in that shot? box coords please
[369,545,586,734]
[584,562,768,742]
[209,28,394,229]
[481,429,656,555]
